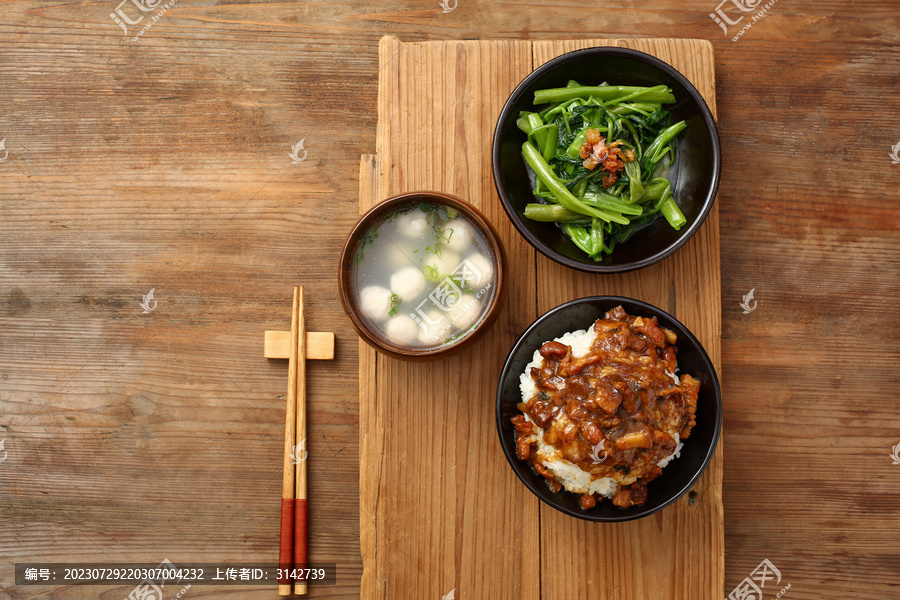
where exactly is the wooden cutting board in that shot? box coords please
[358,35,722,600]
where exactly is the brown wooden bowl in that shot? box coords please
[339,191,508,361]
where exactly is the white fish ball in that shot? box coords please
[396,209,431,238]
[417,309,450,346]
[443,219,475,253]
[358,285,393,321]
[465,252,494,286]
[384,314,418,346]
[451,294,482,331]
[390,266,426,301]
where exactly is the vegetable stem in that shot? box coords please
[644,121,686,168]
[523,204,585,222]
[534,86,676,105]
[516,111,544,135]
[655,187,687,230]
[522,141,629,225]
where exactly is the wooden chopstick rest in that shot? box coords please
[264,331,334,360]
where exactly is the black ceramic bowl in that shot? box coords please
[492,47,721,273]
[495,296,722,522]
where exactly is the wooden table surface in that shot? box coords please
[1,1,898,599]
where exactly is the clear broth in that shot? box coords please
[351,202,497,350]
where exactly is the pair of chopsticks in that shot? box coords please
[279,286,309,596]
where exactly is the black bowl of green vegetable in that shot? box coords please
[492,47,720,273]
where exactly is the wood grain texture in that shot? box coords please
[361,35,540,600]
[358,155,384,600]
[1,0,898,598]
[361,35,722,600]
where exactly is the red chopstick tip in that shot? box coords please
[293,498,309,569]
[278,498,296,584]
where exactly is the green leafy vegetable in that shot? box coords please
[353,229,380,266]
[516,81,688,261]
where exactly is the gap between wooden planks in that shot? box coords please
[359,36,722,600]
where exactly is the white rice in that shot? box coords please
[519,325,684,499]
[666,370,681,386]
[657,433,683,469]
[530,414,619,497]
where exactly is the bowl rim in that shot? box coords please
[494,295,723,522]
[338,191,508,361]
[491,46,722,274]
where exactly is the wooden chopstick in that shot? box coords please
[294,286,309,596]
[278,287,300,596]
